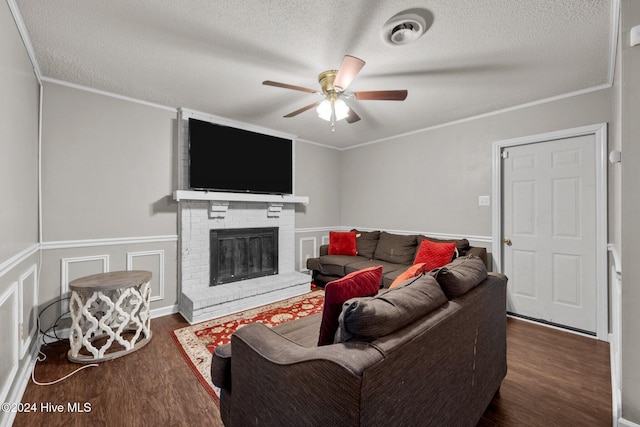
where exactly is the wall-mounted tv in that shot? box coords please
[188,118,293,195]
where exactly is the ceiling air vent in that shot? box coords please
[382,10,432,46]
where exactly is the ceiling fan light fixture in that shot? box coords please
[316,100,332,121]
[316,98,349,122]
[334,99,350,120]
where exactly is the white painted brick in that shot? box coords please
[179,199,303,322]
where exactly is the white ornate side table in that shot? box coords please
[67,270,153,363]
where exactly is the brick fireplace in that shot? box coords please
[177,195,310,324]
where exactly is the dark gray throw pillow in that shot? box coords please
[351,229,380,259]
[432,255,487,299]
[335,274,448,342]
[373,232,418,265]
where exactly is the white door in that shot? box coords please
[502,134,597,334]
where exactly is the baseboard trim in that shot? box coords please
[151,304,179,319]
[1,342,40,426]
[619,418,640,427]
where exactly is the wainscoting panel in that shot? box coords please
[126,250,165,302]
[60,255,109,312]
[298,237,317,273]
[19,264,38,359]
[0,281,19,405]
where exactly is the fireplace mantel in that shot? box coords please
[173,190,309,205]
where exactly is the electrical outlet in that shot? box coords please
[478,195,490,207]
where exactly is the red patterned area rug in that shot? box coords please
[171,290,325,404]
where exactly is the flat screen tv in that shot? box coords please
[188,118,293,195]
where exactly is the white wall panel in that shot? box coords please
[0,282,18,404]
[126,250,164,302]
[60,255,109,312]
[18,264,37,358]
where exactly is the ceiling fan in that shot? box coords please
[263,55,408,131]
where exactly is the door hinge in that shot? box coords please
[501,150,509,159]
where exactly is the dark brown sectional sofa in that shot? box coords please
[211,255,508,426]
[306,230,488,288]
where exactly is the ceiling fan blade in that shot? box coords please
[263,80,318,94]
[345,108,361,124]
[283,101,320,118]
[333,55,366,91]
[354,90,408,101]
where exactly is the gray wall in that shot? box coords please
[41,83,177,241]
[293,141,342,273]
[0,2,39,260]
[294,141,341,229]
[621,0,640,422]
[340,88,613,239]
[38,83,180,327]
[0,2,41,424]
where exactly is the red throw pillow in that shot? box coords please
[413,239,457,271]
[317,266,382,345]
[389,262,427,289]
[328,231,357,256]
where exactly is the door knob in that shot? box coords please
[503,238,512,246]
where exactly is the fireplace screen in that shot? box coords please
[210,227,278,285]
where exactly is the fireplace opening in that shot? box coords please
[210,227,278,285]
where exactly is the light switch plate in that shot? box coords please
[478,195,490,206]
[631,25,640,47]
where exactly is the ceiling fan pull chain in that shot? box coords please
[331,101,336,132]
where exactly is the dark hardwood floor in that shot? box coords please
[13,315,611,427]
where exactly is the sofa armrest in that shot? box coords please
[232,321,382,376]
[466,246,488,269]
[226,322,383,426]
[210,343,232,389]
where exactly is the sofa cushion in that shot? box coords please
[344,259,406,277]
[351,229,380,259]
[381,270,404,288]
[272,312,322,347]
[328,231,357,256]
[318,254,369,276]
[373,232,418,265]
[432,255,488,299]
[413,239,457,270]
[389,263,427,289]
[335,274,448,342]
[318,265,382,346]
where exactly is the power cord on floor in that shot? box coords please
[38,297,70,344]
[31,302,99,386]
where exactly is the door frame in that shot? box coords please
[491,123,608,340]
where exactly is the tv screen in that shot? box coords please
[188,118,293,195]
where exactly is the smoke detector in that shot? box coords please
[382,10,432,46]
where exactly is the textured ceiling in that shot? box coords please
[14,0,614,149]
